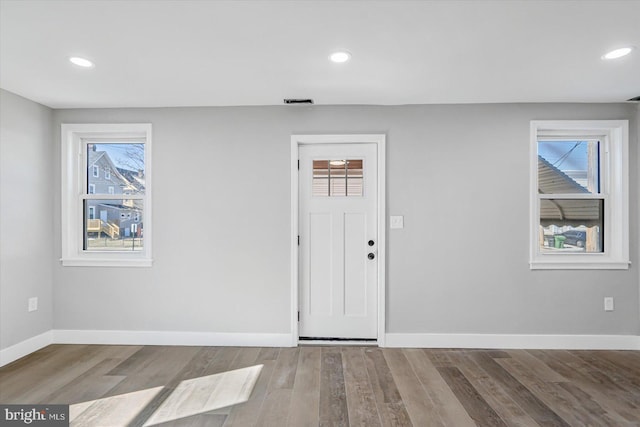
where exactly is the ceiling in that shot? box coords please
[1,0,639,109]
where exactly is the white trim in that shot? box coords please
[53,330,292,347]
[3,330,638,366]
[290,134,386,346]
[530,120,629,270]
[60,258,153,267]
[61,123,153,267]
[530,261,630,270]
[0,331,53,367]
[385,333,640,350]
[290,141,299,346]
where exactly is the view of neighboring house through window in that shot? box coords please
[85,142,145,251]
[530,120,628,270]
[538,140,603,253]
[61,123,151,267]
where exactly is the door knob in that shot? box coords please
[368,253,375,260]
[368,240,375,246]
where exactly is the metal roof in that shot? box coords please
[538,156,601,227]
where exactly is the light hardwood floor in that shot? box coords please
[1,345,639,426]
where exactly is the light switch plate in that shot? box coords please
[390,216,404,229]
[604,297,614,312]
[28,297,38,312]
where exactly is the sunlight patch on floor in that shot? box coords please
[143,364,263,426]
[69,386,164,427]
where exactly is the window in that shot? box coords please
[61,124,152,267]
[530,120,628,269]
[312,159,363,196]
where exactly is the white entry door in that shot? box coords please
[299,143,378,339]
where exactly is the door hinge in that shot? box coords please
[297,311,300,322]
[297,235,300,245]
[297,160,300,170]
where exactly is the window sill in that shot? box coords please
[530,260,630,270]
[61,258,153,268]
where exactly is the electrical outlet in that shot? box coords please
[28,297,38,312]
[604,297,614,312]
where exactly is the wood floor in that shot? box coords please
[1,345,639,426]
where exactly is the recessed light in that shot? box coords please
[69,57,94,68]
[601,47,634,60]
[329,51,351,63]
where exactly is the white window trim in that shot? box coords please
[105,169,111,180]
[61,123,152,267]
[88,183,95,194]
[108,186,114,194]
[92,165,99,177]
[530,120,629,270]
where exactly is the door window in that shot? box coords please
[312,159,363,196]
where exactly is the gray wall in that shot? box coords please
[0,90,54,350]
[52,103,638,337]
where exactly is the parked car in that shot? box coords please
[561,230,586,247]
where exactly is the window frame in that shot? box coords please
[61,123,152,267]
[530,120,629,270]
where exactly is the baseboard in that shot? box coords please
[0,330,53,367]
[384,333,640,350]
[3,331,637,368]
[53,329,293,347]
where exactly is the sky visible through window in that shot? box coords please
[93,143,143,172]
[538,140,588,171]
[538,140,598,192]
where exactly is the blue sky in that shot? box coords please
[538,140,590,172]
[94,143,144,171]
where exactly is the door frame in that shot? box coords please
[290,134,386,346]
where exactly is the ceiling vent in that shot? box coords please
[284,98,314,105]
[627,96,640,102]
